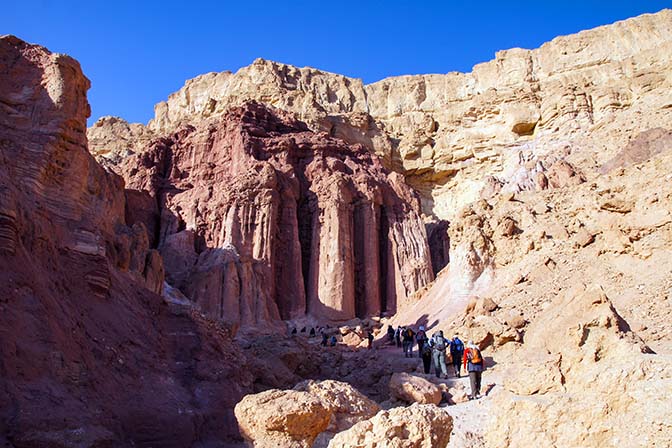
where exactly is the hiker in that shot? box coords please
[395,326,402,348]
[463,340,484,399]
[415,325,428,358]
[450,335,465,377]
[402,326,415,358]
[387,325,395,345]
[421,340,433,374]
[321,331,328,346]
[367,331,374,349]
[430,330,449,378]
[329,335,337,347]
[309,327,316,337]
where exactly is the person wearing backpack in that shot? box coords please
[430,330,449,379]
[415,326,428,358]
[462,340,484,399]
[450,335,465,377]
[402,327,415,358]
[420,340,433,374]
[387,325,395,345]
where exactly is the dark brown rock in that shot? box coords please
[0,35,252,445]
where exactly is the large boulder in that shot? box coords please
[294,380,381,448]
[234,389,331,448]
[389,372,442,405]
[293,380,380,433]
[328,403,452,448]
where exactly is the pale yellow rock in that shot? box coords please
[388,372,442,405]
[487,284,672,447]
[292,380,380,434]
[327,403,453,448]
[234,389,331,448]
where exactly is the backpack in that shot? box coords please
[467,347,482,364]
[434,335,447,351]
[453,339,464,352]
[416,330,426,341]
[405,328,414,338]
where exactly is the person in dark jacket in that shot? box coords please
[450,335,465,377]
[462,340,485,399]
[420,340,433,374]
[402,327,415,358]
[415,326,428,358]
[395,326,402,348]
[387,325,396,345]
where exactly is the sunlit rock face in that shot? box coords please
[113,102,433,328]
[90,10,672,220]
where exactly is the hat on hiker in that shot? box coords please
[467,340,476,348]
[419,326,425,331]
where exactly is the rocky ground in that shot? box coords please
[233,333,500,447]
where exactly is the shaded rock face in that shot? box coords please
[0,35,253,446]
[114,102,433,327]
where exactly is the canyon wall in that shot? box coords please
[0,35,253,446]
[90,10,672,219]
[114,103,433,328]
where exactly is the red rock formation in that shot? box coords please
[116,103,434,327]
[0,35,252,445]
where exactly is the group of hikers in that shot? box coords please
[388,325,485,399]
[291,322,485,399]
[291,325,375,349]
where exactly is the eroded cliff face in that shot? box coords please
[0,35,254,446]
[113,103,433,328]
[90,10,672,220]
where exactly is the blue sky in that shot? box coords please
[4,1,670,125]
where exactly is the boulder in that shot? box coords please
[234,389,331,448]
[293,380,380,433]
[389,372,442,405]
[328,403,452,448]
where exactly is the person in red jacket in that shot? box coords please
[462,340,484,399]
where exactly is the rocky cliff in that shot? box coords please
[0,35,254,446]
[113,102,433,328]
[90,10,672,220]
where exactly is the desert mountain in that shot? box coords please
[1,7,671,448]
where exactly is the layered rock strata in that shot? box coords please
[113,102,433,327]
[90,10,672,220]
[0,35,253,445]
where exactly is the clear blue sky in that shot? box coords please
[4,1,670,125]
